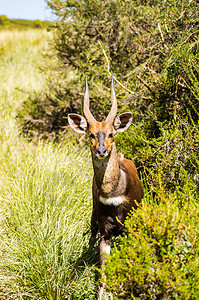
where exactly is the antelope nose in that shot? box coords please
[97,147,107,155]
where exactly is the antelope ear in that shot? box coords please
[114,112,132,133]
[68,113,87,134]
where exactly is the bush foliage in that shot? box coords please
[19,0,199,123]
[105,187,199,299]
[18,0,199,187]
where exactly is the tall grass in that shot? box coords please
[0,30,97,299]
[0,141,98,299]
[0,30,49,90]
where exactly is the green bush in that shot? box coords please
[105,187,199,299]
[115,116,199,192]
[16,70,81,140]
[0,15,10,26]
[17,0,198,127]
[18,1,199,171]
[43,0,199,119]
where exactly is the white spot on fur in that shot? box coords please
[102,243,111,255]
[99,195,123,206]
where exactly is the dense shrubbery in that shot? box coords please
[105,186,199,299]
[19,0,199,123]
[17,0,199,186]
[115,117,199,192]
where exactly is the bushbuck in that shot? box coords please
[68,75,144,299]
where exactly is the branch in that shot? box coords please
[136,75,155,97]
[158,22,168,51]
[152,141,170,156]
[99,43,135,95]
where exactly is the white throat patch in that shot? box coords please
[99,195,123,206]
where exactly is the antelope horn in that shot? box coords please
[83,75,96,124]
[105,74,117,123]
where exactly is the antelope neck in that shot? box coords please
[91,143,121,196]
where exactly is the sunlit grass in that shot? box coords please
[0,140,97,299]
[0,29,50,91]
[0,29,98,299]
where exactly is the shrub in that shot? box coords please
[17,1,199,190]
[32,20,43,28]
[105,187,199,299]
[115,116,199,192]
[18,0,199,133]
[0,15,10,26]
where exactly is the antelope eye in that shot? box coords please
[109,133,114,138]
[89,133,95,139]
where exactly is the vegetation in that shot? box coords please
[105,187,199,299]
[17,0,199,187]
[0,0,199,299]
[19,0,199,133]
[0,15,52,30]
[0,29,97,299]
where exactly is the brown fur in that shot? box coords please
[90,142,144,265]
[68,94,144,300]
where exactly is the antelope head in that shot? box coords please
[68,75,132,159]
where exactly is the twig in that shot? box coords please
[136,75,155,96]
[158,22,168,51]
[146,65,159,81]
[164,21,173,40]
[158,22,165,42]
[99,43,135,95]
[152,141,170,156]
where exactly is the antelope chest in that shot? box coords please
[99,195,124,206]
[98,196,125,237]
